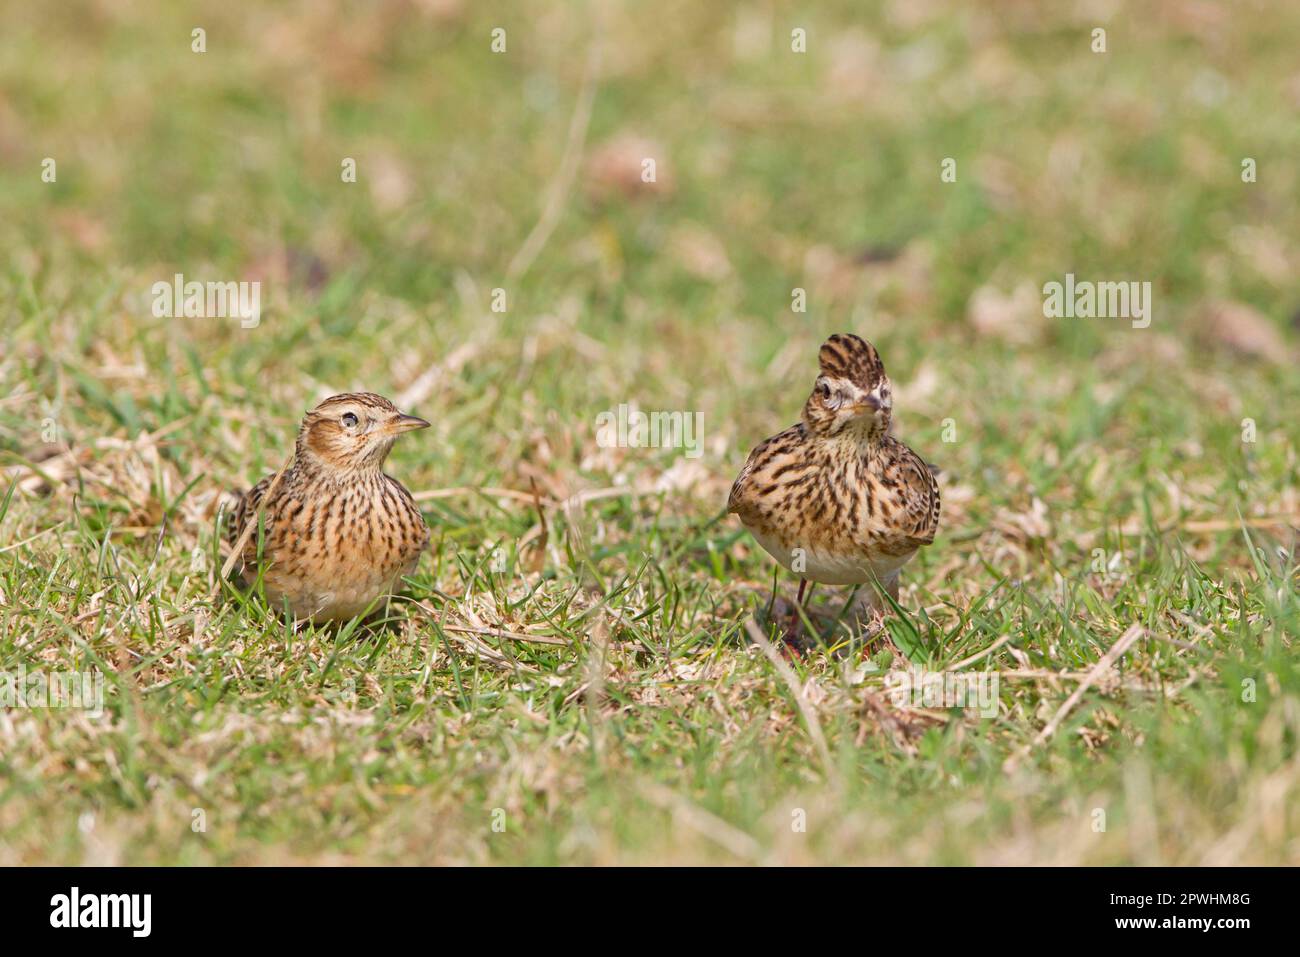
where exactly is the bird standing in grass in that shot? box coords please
[727,334,940,649]
[227,392,431,622]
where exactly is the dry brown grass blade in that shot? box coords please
[215,454,294,594]
[946,633,1014,671]
[1107,514,1300,537]
[744,619,837,784]
[405,599,540,674]
[440,624,567,647]
[505,10,602,281]
[411,483,637,512]
[411,486,548,505]
[0,520,66,553]
[642,783,762,862]
[525,477,548,573]
[1003,623,1146,773]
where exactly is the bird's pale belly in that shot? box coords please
[746,523,912,586]
[248,544,420,622]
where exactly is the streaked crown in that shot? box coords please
[818,334,886,391]
[307,392,399,420]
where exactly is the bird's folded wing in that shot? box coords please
[726,426,800,522]
[896,444,941,546]
[726,460,754,517]
[228,474,274,556]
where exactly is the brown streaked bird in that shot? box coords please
[227,392,431,622]
[727,334,940,647]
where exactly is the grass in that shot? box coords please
[1,0,1298,865]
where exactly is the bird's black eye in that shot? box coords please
[341,413,359,428]
[817,382,830,399]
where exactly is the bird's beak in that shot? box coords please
[387,413,431,435]
[851,394,882,415]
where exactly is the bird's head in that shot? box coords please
[296,392,429,474]
[801,333,892,441]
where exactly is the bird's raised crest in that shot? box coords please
[817,333,885,390]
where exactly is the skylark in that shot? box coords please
[227,392,431,622]
[728,334,940,647]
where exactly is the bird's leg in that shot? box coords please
[790,577,808,633]
[778,577,809,657]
